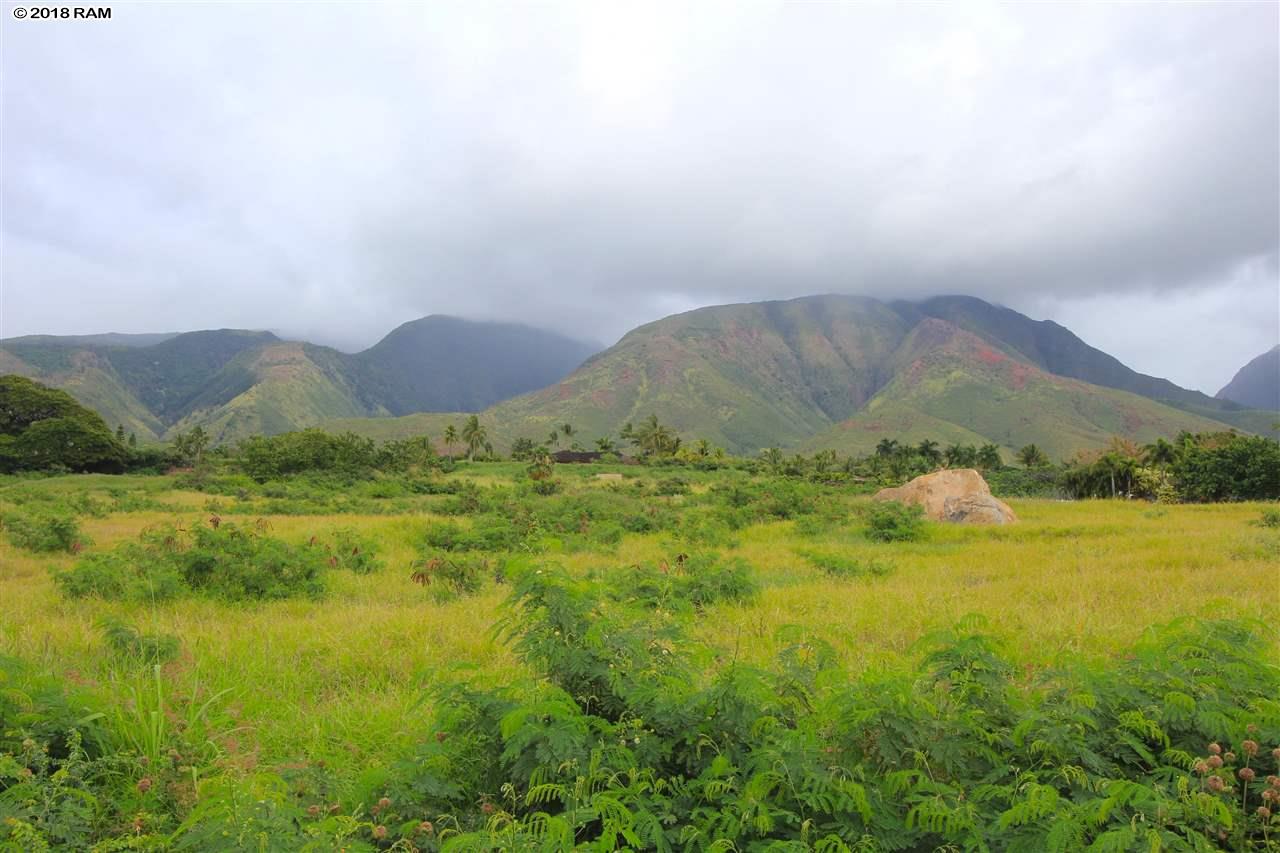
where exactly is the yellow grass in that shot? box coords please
[1,475,1276,787]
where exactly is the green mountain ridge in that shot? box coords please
[484,294,1272,457]
[3,295,1270,456]
[902,295,1271,433]
[0,318,597,443]
[800,319,1235,459]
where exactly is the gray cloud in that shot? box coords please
[2,2,1276,392]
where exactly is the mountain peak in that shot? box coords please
[1216,345,1280,411]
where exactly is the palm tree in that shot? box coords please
[694,438,712,458]
[944,444,977,468]
[1142,438,1176,469]
[1016,444,1049,468]
[443,424,458,456]
[917,439,941,467]
[560,423,574,443]
[461,415,487,460]
[594,435,617,454]
[875,438,899,459]
[548,430,560,448]
[761,447,784,474]
[976,444,1003,470]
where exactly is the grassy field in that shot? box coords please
[1,465,1278,849]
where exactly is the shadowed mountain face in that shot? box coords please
[1,295,1268,453]
[0,319,597,443]
[352,316,598,415]
[1217,345,1280,411]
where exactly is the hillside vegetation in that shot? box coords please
[490,295,1260,457]
[0,318,596,444]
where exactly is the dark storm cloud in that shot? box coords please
[2,2,1276,391]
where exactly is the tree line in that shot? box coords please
[2,375,1276,501]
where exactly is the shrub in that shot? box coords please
[607,552,757,611]
[96,616,181,665]
[865,500,926,542]
[1,509,88,553]
[1173,433,1280,502]
[236,429,379,481]
[653,477,690,496]
[529,478,561,495]
[411,552,489,600]
[320,528,383,574]
[1256,507,1280,529]
[370,576,1280,852]
[55,521,327,602]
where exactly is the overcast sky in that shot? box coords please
[2,2,1277,393]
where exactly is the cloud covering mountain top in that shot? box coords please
[2,2,1276,392]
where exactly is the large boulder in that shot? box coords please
[873,468,1017,525]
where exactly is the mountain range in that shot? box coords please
[2,295,1275,457]
[0,318,596,444]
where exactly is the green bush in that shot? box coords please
[606,552,757,612]
[55,521,327,602]
[321,528,383,574]
[1257,507,1280,529]
[1172,433,1280,502]
[1,510,88,553]
[865,500,926,542]
[96,616,181,665]
[236,429,380,481]
[411,552,489,600]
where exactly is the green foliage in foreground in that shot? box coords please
[54,520,329,602]
[3,559,1280,850]
[381,567,1280,850]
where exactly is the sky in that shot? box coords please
[1,2,1277,394]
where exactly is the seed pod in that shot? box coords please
[1240,768,1256,782]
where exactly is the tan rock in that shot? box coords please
[873,468,1016,524]
[595,473,624,482]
